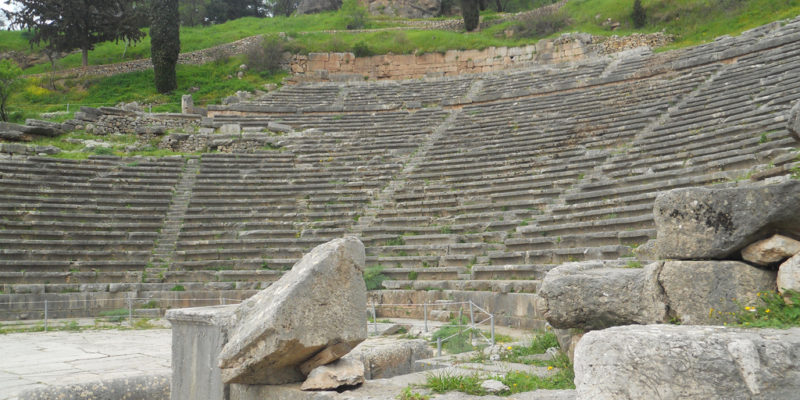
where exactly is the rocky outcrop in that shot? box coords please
[778,253,800,298]
[741,234,800,266]
[537,261,668,330]
[539,260,776,329]
[653,181,800,259]
[366,0,442,18]
[575,325,800,400]
[218,237,367,384]
[300,358,365,391]
[296,0,342,14]
[659,261,777,325]
[789,101,800,141]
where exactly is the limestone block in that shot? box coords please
[537,261,668,330]
[741,234,800,266]
[218,237,367,384]
[575,325,800,400]
[300,358,365,391]
[343,338,432,379]
[181,94,194,114]
[789,100,800,141]
[654,181,800,259]
[481,379,510,394]
[660,261,776,325]
[778,253,800,297]
[219,124,241,135]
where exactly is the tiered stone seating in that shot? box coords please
[2,16,800,323]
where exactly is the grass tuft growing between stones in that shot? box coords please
[730,290,800,329]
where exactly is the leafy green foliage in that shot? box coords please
[0,59,23,121]
[461,0,480,31]
[5,0,147,66]
[352,41,373,57]
[632,0,646,28]
[246,35,287,75]
[732,290,800,328]
[340,0,369,30]
[364,265,388,290]
[513,9,569,38]
[397,387,430,400]
[431,318,477,354]
[151,0,181,93]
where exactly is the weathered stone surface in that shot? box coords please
[481,379,510,394]
[538,261,668,330]
[166,305,237,400]
[575,325,800,400]
[789,100,800,141]
[344,337,432,379]
[218,237,367,385]
[300,358,365,391]
[366,0,441,18]
[778,253,800,297]
[296,0,341,14]
[654,181,800,259]
[741,234,800,266]
[300,342,354,375]
[268,121,294,133]
[659,261,776,325]
[219,123,241,135]
[19,373,170,400]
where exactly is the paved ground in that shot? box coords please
[0,328,172,400]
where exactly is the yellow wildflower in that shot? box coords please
[765,309,771,313]
[547,366,554,370]
[507,346,513,351]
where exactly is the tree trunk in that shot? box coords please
[82,48,89,67]
[494,0,503,12]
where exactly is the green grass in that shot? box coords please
[364,265,388,290]
[563,0,800,49]
[5,55,285,123]
[730,290,800,328]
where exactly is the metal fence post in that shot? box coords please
[371,302,378,335]
[490,315,495,346]
[128,297,133,326]
[44,300,48,332]
[423,303,428,333]
[437,337,442,357]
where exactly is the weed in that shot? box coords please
[364,265,388,290]
[170,284,186,291]
[408,270,419,280]
[730,290,800,328]
[397,387,429,400]
[386,236,406,246]
[624,261,642,268]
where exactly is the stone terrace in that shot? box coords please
[2,17,800,327]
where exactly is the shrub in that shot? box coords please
[514,10,569,38]
[247,35,286,75]
[364,265,388,290]
[340,0,369,30]
[151,0,180,93]
[632,0,646,29]
[352,41,373,57]
[0,59,22,122]
[461,0,480,31]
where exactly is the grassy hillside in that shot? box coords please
[2,0,799,124]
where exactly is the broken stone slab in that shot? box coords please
[537,261,668,330]
[481,379,510,394]
[741,234,800,266]
[268,121,294,133]
[789,100,800,141]
[778,253,800,299]
[300,358,365,391]
[659,261,776,325]
[654,181,800,259]
[345,337,432,380]
[218,236,367,385]
[574,325,800,400]
[18,372,170,400]
[300,342,355,375]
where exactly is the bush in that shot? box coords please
[514,10,569,38]
[461,0,480,31]
[340,0,369,30]
[151,0,180,93]
[364,265,388,290]
[247,35,286,75]
[632,0,646,28]
[352,41,373,57]
[0,59,22,122]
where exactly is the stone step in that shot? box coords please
[381,279,542,294]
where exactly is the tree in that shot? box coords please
[461,0,479,31]
[151,0,180,93]
[632,0,646,29]
[4,0,147,67]
[179,0,210,26]
[204,0,265,24]
[340,0,367,30]
[268,0,298,17]
[0,59,22,122]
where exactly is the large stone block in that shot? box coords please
[575,325,800,400]
[218,237,367,384]
[654,181,800,259]
[778,253,800,297]
[741,234,800,266]
[537,261,668,330]
[659,261,776,325]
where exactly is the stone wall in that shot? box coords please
[288,32,672,81]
